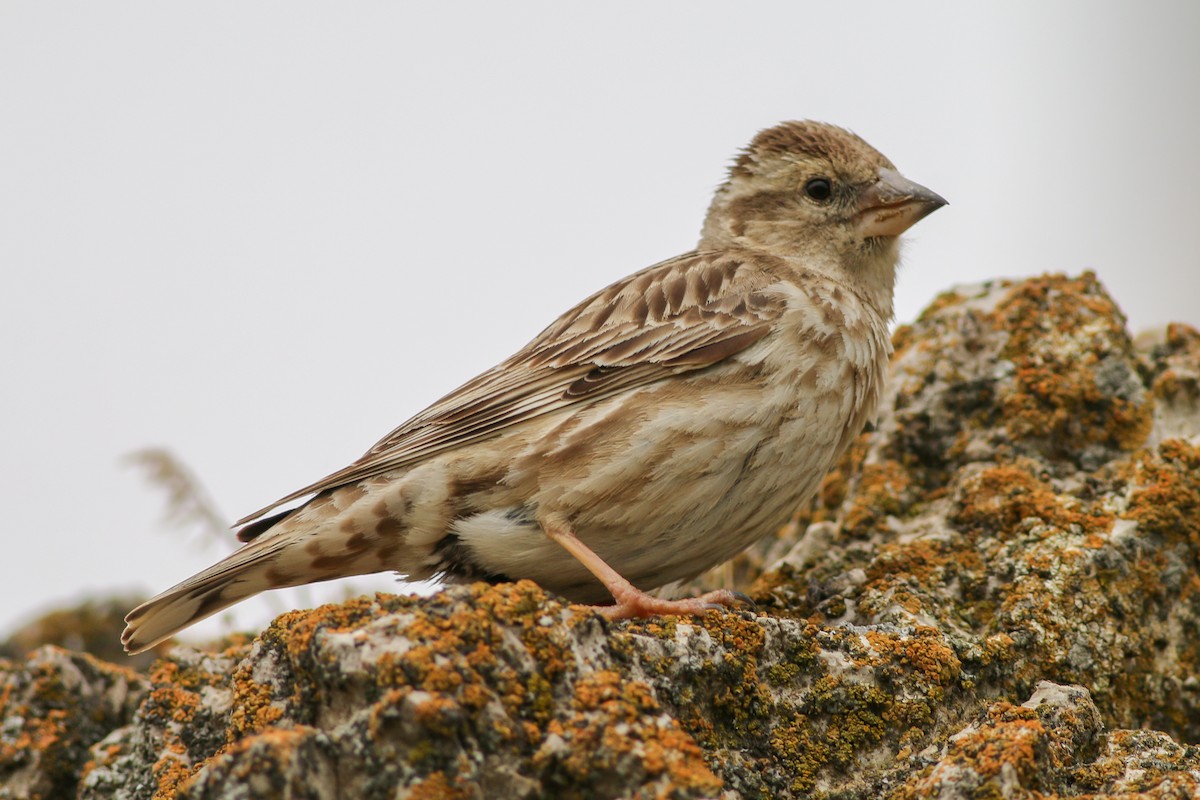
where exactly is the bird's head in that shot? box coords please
[700,120,946,311]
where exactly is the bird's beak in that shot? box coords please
[855,168,947,238]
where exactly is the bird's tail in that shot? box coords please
[123,479,427,654]
[121,535,302,654]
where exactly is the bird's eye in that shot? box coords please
[805,178,833,202]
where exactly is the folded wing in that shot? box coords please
[236,251,786,528]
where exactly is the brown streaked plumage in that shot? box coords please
[122,121,946,654]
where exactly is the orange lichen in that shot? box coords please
[891,702,1053,800]
[150,743,194,800]
[1125,439,1200,549]
[915,289,968,324]
[404,771,475,800]
[891,322,916,356]
[864,627,962,689]
[952,463,1112,538]
[146,664,202,725]
[226,668,284,742]
[955,708,1045,778]
[991,273,1154,454]
[548,670,723,794]
[268,594,386,662]
[842,460,911,537]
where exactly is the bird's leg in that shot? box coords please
[539,516,752,620]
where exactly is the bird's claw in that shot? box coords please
[702,591,757,614]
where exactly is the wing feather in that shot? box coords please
[235,250,785,526]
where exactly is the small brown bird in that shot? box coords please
[122,121,945,654]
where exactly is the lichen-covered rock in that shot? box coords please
[0,647,148,800]
[893,681,1200,799]
[758,274,1200,746]
[77,586,732,799]
[76,647,241,800]
[3,273,1199,799]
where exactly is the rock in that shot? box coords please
[0,647,147,800]
[3,273,1199,799]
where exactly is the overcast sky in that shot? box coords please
[2,2,1198,645]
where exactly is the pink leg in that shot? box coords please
[540,516,751,620]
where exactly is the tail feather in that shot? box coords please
[121,538,289,655]
[123,479,421,655]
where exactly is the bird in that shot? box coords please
[122,121,946,654]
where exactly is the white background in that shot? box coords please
[3,2,1197,645]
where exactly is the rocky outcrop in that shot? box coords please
[3,273,1199,799]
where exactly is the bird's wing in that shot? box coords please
[235,251,786,526]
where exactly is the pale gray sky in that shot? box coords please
[2,2,1197,644]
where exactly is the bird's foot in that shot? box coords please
[593,586,756,620]
[540,514,757,621]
